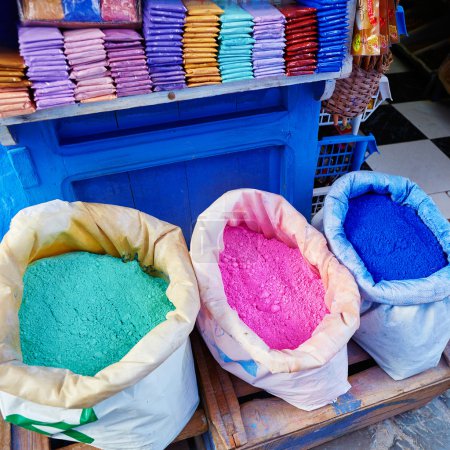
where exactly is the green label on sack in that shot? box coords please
[6,407,98,444]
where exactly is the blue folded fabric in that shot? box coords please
[62,0,101,21]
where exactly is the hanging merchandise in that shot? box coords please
[144,0,186,91]
[0,201,200,450]
[320,171,450,380]
[352,0,380,55]
[191,189,360,411]
[18,26,75,109]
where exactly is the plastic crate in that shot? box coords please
[312,134,378,216]
[319,76,392,126]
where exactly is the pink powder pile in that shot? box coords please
[219,224,328,350]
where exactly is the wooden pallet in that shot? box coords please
[192,334,450,450]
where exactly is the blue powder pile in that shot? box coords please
[344,193,447,282]
[19,252,173,376]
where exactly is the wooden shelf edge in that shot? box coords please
[0,63,351,128]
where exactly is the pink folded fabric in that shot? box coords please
[77,76,115,87]
[75,88,115,100]
[68,55,107,66]
[64,46,106,56]
[81,94,117,103]
[70,67,109,79]
[111,69,150,77]
[64,29,105,43]
[64,39,104,50]
[106,49,145,57]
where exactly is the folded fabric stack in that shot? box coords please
[0,47,34,118]
[278,5,318,76]
[242,2,286,79]
[64,29,116,103]
[299,0,349,73]
[183,0,223,87]
[104,29,152,97]
[18,26,74,110]
[143,0,186,92]
[101,0,139,22]
[217,1,254,83]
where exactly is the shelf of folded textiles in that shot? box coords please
[0,60,351,127]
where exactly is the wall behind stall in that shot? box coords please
[1,1,19,48]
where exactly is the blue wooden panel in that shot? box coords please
[129,162,192,237]
[0,150,29,239]
[7,147,40,188]
[186,147,282,228]
[235,88,283,112]
[115,103,180,130]
[72,172,135,208]
[55,112,119,148]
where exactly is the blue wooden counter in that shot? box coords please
[0,81,328,240]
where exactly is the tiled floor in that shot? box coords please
[361,62,450,219]
[316,55,450,450]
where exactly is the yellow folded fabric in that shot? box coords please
[184,26,220,33]
[0,48,26,69]
[188,81,221,87]
[187,75,222,83]
[0,69,25,76]
[23,0,65,20]
[184,48,218,54]
[183,0,223,16]
[184,62,219,69]
[184,53,218,59]
[0,105,35,119]
[183,38,218,44]
[183,33,218,38]
[0,80,32,88]
[0,76,24,83]
[184,42,219,48]
[185,15,220,23]
[184,57,217,64]
[186,67,220,76]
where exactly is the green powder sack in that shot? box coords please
[19,252,174,376]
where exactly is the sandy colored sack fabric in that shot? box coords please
[191,189,360,410]
[23,0,65,21]
[0,200,200,409]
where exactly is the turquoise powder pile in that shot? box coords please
[19,252,174,376]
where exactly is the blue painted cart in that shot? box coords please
[0,1,356,241]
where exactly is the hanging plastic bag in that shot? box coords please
[191,189,360,411]
[0,200,200,449]
[321,171,450,380]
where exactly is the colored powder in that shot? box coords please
[219,225,328,350]
[344,193,447,282]
[19,252,174,376]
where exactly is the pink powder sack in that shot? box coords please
[219,225,328,350]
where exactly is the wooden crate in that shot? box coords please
[192,334,450,450]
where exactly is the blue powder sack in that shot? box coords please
[344,193,447,282]
[322,171,450,380]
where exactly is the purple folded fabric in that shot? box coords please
[104,41,142,49]
[252,50,284,58]
[147,9,185,19]
[143,31,183,39]
[146,0,186,13]
[107,49,145,57]
[21,49,64,57]
[253,58,285,68]
[63,29,105,43]
[108,55,146,62]
[148,65,183,73]
[146,46,183,53]
[74,60,108,70]
[153,84,185,91]
[111,69,150,77]
[36,98,75,109]
[18,26,63,43]
[109,60,148,68]
[65,46,106,56]
[65,39,104,49]
[103,29,143,42]
[147,56,182,65]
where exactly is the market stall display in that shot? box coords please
[104,28,152,97]
[143,0,186,92]
[18,26,75,109]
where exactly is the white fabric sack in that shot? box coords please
[0,200,200,449]
[320,171,450,380]
[191,189,361,411]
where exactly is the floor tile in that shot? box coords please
[360,104,427,145]
[431,136,450,158]
[366,139,450,194]
[386,71,429,103]
[393,101,450,139]
[429,192,450,219]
